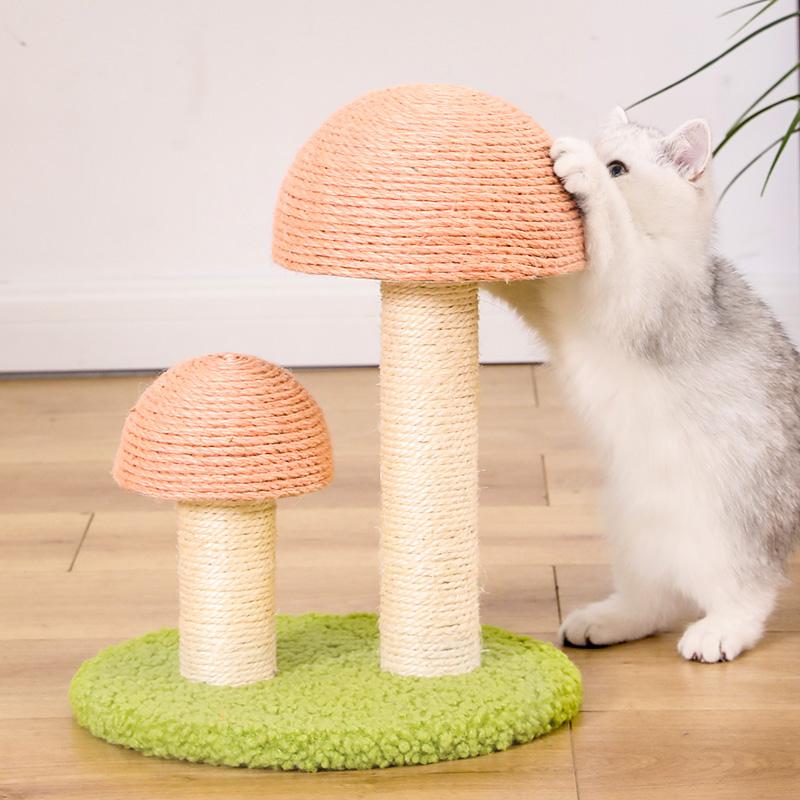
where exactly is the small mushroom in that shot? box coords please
[274,84,584,676]
[113,353,332,686]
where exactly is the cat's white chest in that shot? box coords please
[555,333,674,453]
[554,331,730,590]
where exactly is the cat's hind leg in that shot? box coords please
[560,585,685,648]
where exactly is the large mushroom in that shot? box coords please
[113,353,332,686]
[273,85,584,676]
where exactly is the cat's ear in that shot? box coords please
[603,106,629,127]
[663,119,712,181]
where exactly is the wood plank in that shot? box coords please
[0,512,89,571]
[0,571,179,641]
[479,407,548,506]
[477,365,538,409]
[543,451,602,508]
[0,568,381,641]
[0,412,125,464]
[572,710,800,800]
[0,564,559,642]
[481,506,609,565]
[0,638,107,719]
[0,374,152,416]
[529,410,591,453]
[479,560,559,634]
[293,366,379,410]
[75,510,176,570]
[0,719,577,800]
[0,462,155,513]
[532,364,563,409]
[568,633,800,712]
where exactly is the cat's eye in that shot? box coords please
[607,160,628,178]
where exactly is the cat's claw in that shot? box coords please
[550,137,604,201]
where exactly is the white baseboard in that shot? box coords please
[1,276,547,372]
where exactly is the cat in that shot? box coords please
[487,107,800,662]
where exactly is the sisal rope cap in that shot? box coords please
[273,83,585,283]
[113,353,333,502]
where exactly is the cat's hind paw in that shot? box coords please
[559,597,656,648]
[550,137,605,201]
[677,617,762,663]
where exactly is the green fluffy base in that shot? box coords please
[69,613,581,771]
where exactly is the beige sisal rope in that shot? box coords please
[177,500,277,686]
[379,281,481,676]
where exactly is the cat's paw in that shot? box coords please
[677,617,761,663]
[550,137,605,201]
[559,597,653,648]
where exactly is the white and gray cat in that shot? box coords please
[488,107,800,663]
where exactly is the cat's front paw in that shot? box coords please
[677,617,762,663]
[559,596,656,648]
[550,137,605,202]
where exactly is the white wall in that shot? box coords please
[1,0,797,371]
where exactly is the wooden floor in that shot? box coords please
[1,364,798,799]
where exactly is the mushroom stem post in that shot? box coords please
[176,499,277,686]
[379,281,481,676]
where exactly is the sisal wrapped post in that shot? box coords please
[379,282,481,676]
[177,500,277,686]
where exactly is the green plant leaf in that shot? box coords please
[728,0,779,38]
[627,12,799,109]
[732,62,800,126]
[761,107,800,193]
[714,94,800,155]
[718,0,771,18]
[718,131,795,201]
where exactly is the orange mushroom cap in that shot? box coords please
[113,353,333,502]
[273,83,585,283]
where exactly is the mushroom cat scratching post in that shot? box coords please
[70,85,584,773]
[112,353,333,685]
[273,84,585,676]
